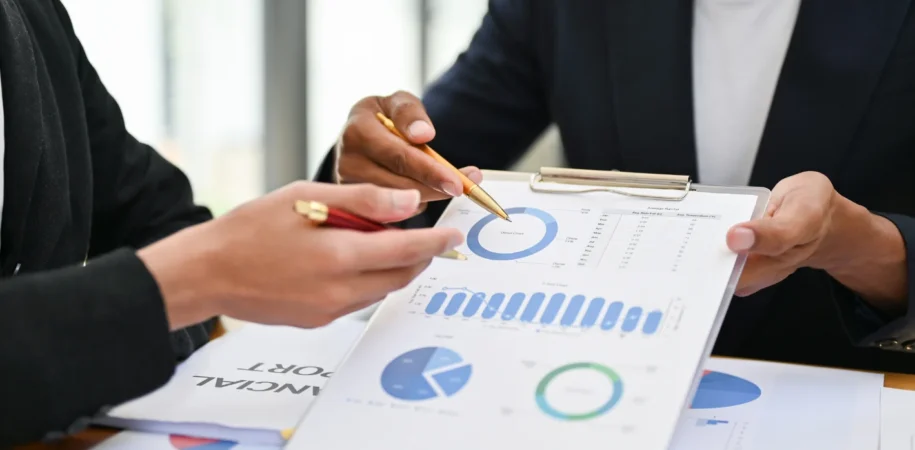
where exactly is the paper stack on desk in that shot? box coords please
[92,430,281,450]
[92,318,365,446]
[671,358,881,450]
[89,314,883,450]
[880,387,915,450]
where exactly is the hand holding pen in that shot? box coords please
[334,91,510,221]
[295,200,468,260]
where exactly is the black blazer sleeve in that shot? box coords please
[0,1,214,445]
[314,0,552,227]
[0,251,178,446]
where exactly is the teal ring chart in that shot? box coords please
[535,362,623,421]
[467,207,558,260]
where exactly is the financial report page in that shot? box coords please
[290,179,761,450]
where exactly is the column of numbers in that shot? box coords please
[671,218,697,273]
[619,215,649,270]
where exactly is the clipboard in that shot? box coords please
[286,166,771,450]
[479,166,771,430]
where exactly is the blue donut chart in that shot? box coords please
[466,207,558,260]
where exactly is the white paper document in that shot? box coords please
[91,430,280,450]
[287,179,764,450]
[671,358,882,450]
[94,318,365,446]
[880,387,915,450]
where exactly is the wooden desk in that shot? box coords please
[17,323,915,449]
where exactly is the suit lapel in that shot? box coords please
[606,0,698,178]
[0,0,50,273]
[749,0,913,188]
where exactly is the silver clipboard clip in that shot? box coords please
[529,167,693,201]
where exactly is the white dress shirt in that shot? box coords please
[692,0,801,186]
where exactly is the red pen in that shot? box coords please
[294,200,467,260]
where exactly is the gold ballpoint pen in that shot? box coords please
[375,112,511,221]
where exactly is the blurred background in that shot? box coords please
[61,0,562,217]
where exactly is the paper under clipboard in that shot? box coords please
[288,167,770,450]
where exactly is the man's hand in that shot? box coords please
[138,182,464,330]
[725,172,837,296]
[726,171,907,313]
[335,91,483,203]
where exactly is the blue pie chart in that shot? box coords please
[690,370,762,409]
[380,347,472,401]
[467,207,558,260]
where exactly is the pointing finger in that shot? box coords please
[460,166,483,184]
[347,227,465,272]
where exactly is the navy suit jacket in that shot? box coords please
[317,0,915,373]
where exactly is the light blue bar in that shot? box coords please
[426,292,447,314]
[502,293,525,320]
[642,310,663,334]
[560,295,585,326]
[601,301,624,330]
[520,293,545,322]
[481,293,504,319]
[463,292,486,317]
[540,293,565,324]
[444,293,466,316]
[581,298,605,328]
[621,306,643,332]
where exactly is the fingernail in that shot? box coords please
[391,189,420,213]
[407,121,433,139]
[447,233,464,249]
[466,168,483,184]
[730,227,755,251]
[441,182,461,197]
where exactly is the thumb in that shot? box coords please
[379,91,435,144]
[292,182,422,223]
[727,199,813,256]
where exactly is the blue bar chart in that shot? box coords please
[423,289,665,335]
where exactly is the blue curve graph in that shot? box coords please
[381,347,472,401]
[690,370,762,409]
[467,207,558,260]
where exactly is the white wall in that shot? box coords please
[424,0,490,82]
[306,0,422,177]
[168,0,265,209]
[59,0,265,215]
[60,0,165,147]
